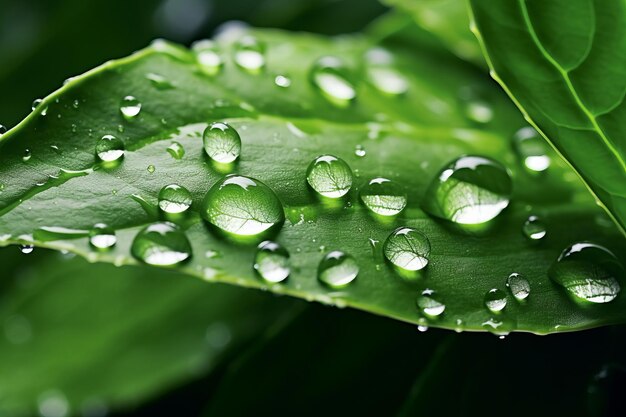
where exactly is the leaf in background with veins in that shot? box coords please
[0,27,624,334]
[468,0,626,235]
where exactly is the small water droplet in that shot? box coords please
[254,240,290,283]
[32,98,47,115]
[318,250,359,288]
[360,177,407,216]
[506,272,530,300]
[423,155,511,225]
[131,222,192,266]
[234,36,265,73]
[523,215,546,240]
[484,288,507,312]
[22,149,32,162]
[465,100,493,123]
[147,164,155,173]
[145,72,174,90]
[549,242,622,303]
[417,324,429,332]
[364,49,409,96]
[306,155,353,198]
[120,96,141,119]
[310,56,356,107]
[193,40,223,75]
[354,144,366,157]
[158,184,192,214]
[417,290,445,316]
[274,75,291,88]
[513,127,551,173]
[0,124,6,135]
[202,175,284,236]
[383,227,430,271]
[166,141,185,159]
[72,99,80,109]
[95,135,125,162]
[20,244,34,254]
[203,122,241,163]
[89,223,116,250]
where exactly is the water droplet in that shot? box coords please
[0,124,6,135]
[234,36,265,73]
[32,98,47,115]
[158,184,192,214]
[549,242,622,303]
[354,144,366,157]
[120,96,141,119]
[203,122,241,163]
[484,288,507,312]
[146,73,174,89]
[423,155,512,225]
[523,215,546,240]
[360,177,407,216]
[310,56,356,107]
[306,155,353,198]
[513,127,551,173]
[274,75,291,88]
[383,227,430,271]
[465,100,493,123]
[20,244,34,254]
[72,99,80,109]
[167,141,185,159]
[417,290,445,316]
[417,324,429,332]
[89,224,116,250]
[147,164,155,174]
[254,240,290,283]
[202,175,284,236]
[22,149,32,162]
[367,67,409,96]
[95,135,125,162]
[192,40,223,75]
[318,250,358,288]
[131,222,192,266]
[506,272,530,300]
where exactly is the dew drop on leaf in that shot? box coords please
[274,75,291,88]
[484,288,507,312]
[131,222,192,266]
[192,40,223,75]
[202,122,241,164]
[0,124,6,135]
[254,240,290,283]
[233,36,265,73]
[359,177,407,216]
[383,227,430,271]
[147,164,155,174]
[310,56,356,107]
[422,155,512,225]
[513,126,551,173]
[145,72,174,90]
[166,141,185,159]
[354,144,366,157]
[417,290,445,317]
[20,244,34,254]
[95,135,125,162]
[89,223,116,250]
[523,215,546,240]
[306,154,353,198]
[318,250,359,288]
[120,95,142,120]
[22,149,32,162]
[31,98,47,116]
[158,184,193,214]
[201,175,284,236]
[549,242,622,304]
[506,272,530,301]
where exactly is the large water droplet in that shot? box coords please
[318,250,359,288]
[254,240,290,283]
[417,290,445,316]
[484,288,507,312]
[506,272,530,301]
[234,36,265,73]
[383,227,430,271]
[89,223,116,250]
[131,222,192,266]
[167,141,185,159]
[513,127,551,173]
[310,56,356,107]
[158,184,192,214]
[120,96,142,119]
[306,155,353,198]
[203,122,241,164]
[202,175,284,236]
[523,215,546,240]
[360,177,407,216]
[192,40,223,75]
[549,242,622,303]
[423,155,512,225]
[95,135,125,162]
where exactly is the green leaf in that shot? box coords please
[0,27,623,334]
[382,0,484,65]
[467,0,626,235]
[0,248,297,416]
